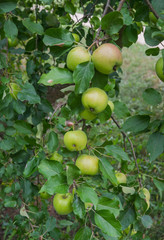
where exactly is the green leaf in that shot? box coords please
[114,100,130,118]
[98,105,112,124]
[14,120,33,135]
[144,27,161,46]
[47,131,58,153]
[147,132,164,161]
[122,115,150,133]
[13,100,26,114]
[145,47,160,56]
[18,82,41,104]
[72,195,85,219]
[26,60,36,76]
[101,12,123,35]
[4,200,17,208]
[38,159,63,179]
[66,164,80,185]
[38,67,73,86]
[23,18,44,35]
[65,1,76,15]
[122,24,138,47]
[73,61,94,94]
[0,123,5,132]
[43,28,74,47]
[105,145,130,162]
[91,70,108,89]
[94,210,121,237]
[134,196,148,216]
[0,136,15,151]
[153,178,164,199]
[120,7,133,25]
[99,156,118,186]
[40,175,68,194]
[77,185,98,207]
[0,53,7,69]
[142,88,162,106]
[122,186,135,195]
[23,157,37,178]
[141,215,153,228]
[0,2,17,13]
[119,206,136,230]
[74,227,92,240]
[4,20,18,38]
[97,197,120,217]
[45,217,56,232]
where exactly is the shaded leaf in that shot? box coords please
[101,12,123,35]
[47,131,58,153]
[38,159,63,179]
[147,132,164,161]
[18,82,41,104]
[105,145,130,162]
[141,215,153,228]
[122,115,150,133]
[74,227,92,240]
[97,197,120,217]
[4,20,18,38]
[23,18,44,35]
[72,195,85,219]
[142,88,162,106]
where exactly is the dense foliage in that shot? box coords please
[0,0,164,239]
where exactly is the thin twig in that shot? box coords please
[117,0,126,11]
[144,0,159,19]
[95,0,111,41]
[111,115,143,187]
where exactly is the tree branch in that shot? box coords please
[111,115,143,188]
[117,0,126,11]
[144,0,159,19]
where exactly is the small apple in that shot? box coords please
[40,191,51,199]
[75,154,99,175]
[82,87,108,114]
[124,225,137,236]
[53,193,73,215]
[92,43,123,75]
[64,130,87,151]
[108,100,114,112]
[149,12,157,24]
[72,33,80,42]
[9,83,21,99]
[115,171,127,184]
[80,109,97,121]
[50,151,63,163]
[8,37,18,48]
[85,202,93,210]
[155,57,164,82]
[66,46,91,71]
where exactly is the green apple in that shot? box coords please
[66,46,91,71]
[9,83,21,99]
[155,57,164,82]
[46,13,60,27]
[124,225,137,236]
[149,12,157,24]
[142,187,150,201]
[64,130,87,151]
[80,109,97,121]
[53,193,73,215]
[72,33,80,42]
[108,100,114,112]
[115,171,127,184]
[82,87,108,114]
[85,202,93,210]
[8,37,18,48]
[40,191,51,199]
[92,43,123,75]
[50,151,63,163]
[75,154,99,175]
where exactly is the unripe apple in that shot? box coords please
[80,109,97,121]
[53,193,73,215]
[46,13,60,27]
[40,191,51,199]
[92,43,123,75]
[64,130,87,151]
[149,12,157,24]
[85,202,93,210]
[155,57,164,82]
[72,33,80,42]
[82,87,108,114]
[115,171,127,184]
[108,100,114,112]
[8,37,18,48]
[9,83,21,99]
[50,151,63,163]
[66,46,91,71]
[75,154,99,175]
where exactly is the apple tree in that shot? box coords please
[0,0,164,239]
